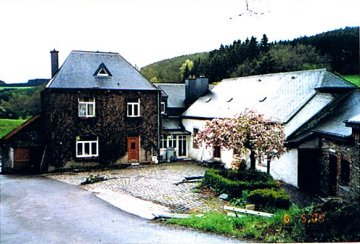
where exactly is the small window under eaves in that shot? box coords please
[94,63,112,77]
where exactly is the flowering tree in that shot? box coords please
[194,109,286,171]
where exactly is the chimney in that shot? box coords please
[185,76,209,106]
[50,49,59,78]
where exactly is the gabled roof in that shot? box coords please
[182,69,355,124]
[1,115,41,142]
[315,71,355,90]
[46,50,158,91]
[312,89,360,137]
[156,84,186,108]
[156,83,216,108]
[346,114,360,125]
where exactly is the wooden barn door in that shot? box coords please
[127,137,139,162]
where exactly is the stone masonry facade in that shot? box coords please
[319,137,360,201]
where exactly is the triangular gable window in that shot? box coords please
[94,63,112,77]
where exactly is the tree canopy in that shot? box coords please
[194,110,286,170]
[141,27,359,83]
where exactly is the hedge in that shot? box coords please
[203,169,243,197]
[247,188,290,209]
[202,169,278,198]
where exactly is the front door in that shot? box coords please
[127,137,140,162]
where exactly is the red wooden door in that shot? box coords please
[127,137,139,161]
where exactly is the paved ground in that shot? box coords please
[0,174,240,244]
[46,162,225,214]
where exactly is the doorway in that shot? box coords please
[328,154,338,196]
[298,148,320,193]
[127,137,139,162]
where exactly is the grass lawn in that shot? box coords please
[167,208,302,242]
[343,74,360,87]
[0,119,26,138]
[0,86,33,91]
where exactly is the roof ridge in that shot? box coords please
[1,115,41,141]
[222,68,327,82]
[71,50,119,55]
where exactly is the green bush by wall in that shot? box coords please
[248,188,290,209]
[202,169,279,198]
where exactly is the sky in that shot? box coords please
[0,0,359,83]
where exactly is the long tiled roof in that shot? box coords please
[182,69,355,123]
[47,50,157,90]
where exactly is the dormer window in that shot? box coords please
[94,63,112,77]
[78,97,95,117]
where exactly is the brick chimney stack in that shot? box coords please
[50,49,59,78]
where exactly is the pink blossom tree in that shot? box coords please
[194,109,286,171]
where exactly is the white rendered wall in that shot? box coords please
[269,149,298,187]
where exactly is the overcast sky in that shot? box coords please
[0,0,359,83]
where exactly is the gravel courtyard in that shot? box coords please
[46,161,224,213]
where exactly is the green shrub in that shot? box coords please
[203,169,242,197]
[203,169,279,198]
[248,188,290,209]
[221,169,273,182]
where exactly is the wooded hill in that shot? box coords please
[140,27,359,83]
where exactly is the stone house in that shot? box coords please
[1,50,161,172]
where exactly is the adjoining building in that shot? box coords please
[181,69,359,200]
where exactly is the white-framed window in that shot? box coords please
[160,135,167,149]
[127,99,140,117]
[78,97,95,117]
[168,135,177,148]
[161,102,166,114]
[76,137,99,158]
[160,135,188,157]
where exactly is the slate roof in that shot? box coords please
[156,84,186,108]
[346,114,360,125]
[316,71,355,90]
[182,69,355,124]
[156,83,216,108]
[162,117,190,135]
[47,50,157,90]
[312,89,360,137]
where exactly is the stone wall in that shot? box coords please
[41,88,160,169]
[319,137,360,201]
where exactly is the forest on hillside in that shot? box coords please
[140,27,359,83]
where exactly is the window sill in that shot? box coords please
[76,155,99,159]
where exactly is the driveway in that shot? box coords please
[47,162,224,213]
[0,174,239,243]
